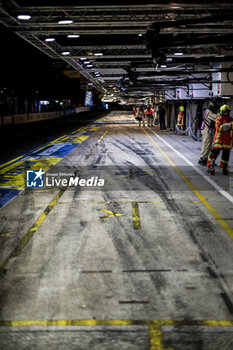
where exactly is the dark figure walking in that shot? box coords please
[157,104,166,130]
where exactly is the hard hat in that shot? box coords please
[220,104,230,115]
[208,102,214,109]
[179,106,184,112]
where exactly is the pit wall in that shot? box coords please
[0,107,91,126]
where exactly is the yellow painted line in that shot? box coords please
[52,136,69,143]
[71,125,99,136]
[0,189,65,279]
[50,135,68,143]
[0,131,108,279]
[70,126,86,135]
[0,233,10,237]
[191,200,201,203]
[35,189,57,192]
[73,135,89,143]
[142,128,233,240]
[32,144,52,153]
[148,326,165,350]
[78,131,108,170]
[0,125,95,169]
[105,176,129,182]
[1,319,232,350]
[0,124,99,192]
[132,202,141,230]
[0,157,61,190]
[0,156,23,169]
[0,319,233,327]
[50,138,62,143]
[60,136,69,141]
[99,209,124,218]
[89,127,100,131]
[94,201,162,204]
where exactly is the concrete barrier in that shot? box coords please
[0,107,91,126]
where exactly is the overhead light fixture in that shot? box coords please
[138,33,143,37]
[58,19,73,24]
[45,38,55,42]
[160,65,167,68]
[61,51,71,55]
[84,61,91,64]
[170,6,182,9]
[86,64,93,68]
[80,57,87,60]
[174,52,184,56]
[94,53,103,56]
[166,58,173,61]
[67,34,80,38]
[17,14,31,20]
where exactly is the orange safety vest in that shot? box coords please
[146,109,153,116]
[177,111,184,126]
[214,116,233,149]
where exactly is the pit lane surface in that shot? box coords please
[0,111,233,350]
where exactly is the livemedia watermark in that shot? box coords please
[26,169,105,188]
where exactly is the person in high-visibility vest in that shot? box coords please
[145,105,153,127]
[207,104,233,175]
[177,106,185,134]
[198,102,218,166]
[132,106,136,116]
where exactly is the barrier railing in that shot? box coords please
[0,107,91,126]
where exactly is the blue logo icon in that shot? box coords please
[26,169,45,188]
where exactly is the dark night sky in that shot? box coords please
[0,23,81,98]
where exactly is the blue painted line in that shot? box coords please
[0,123,99,207]
[28,143,77,158]
[24,143,51,156]
[0,156,25,171]
[28,144,54,157]
[0,142,51,170]
[48,144,76,157]
[0,188,22,207]
[83,130,95,136]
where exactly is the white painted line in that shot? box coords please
[149,129,233,205]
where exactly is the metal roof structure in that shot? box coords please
[1,0,233,100]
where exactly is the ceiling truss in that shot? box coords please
[1,0,233,98]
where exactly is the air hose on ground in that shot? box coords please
[173,102,202,141]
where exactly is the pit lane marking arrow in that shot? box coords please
[99,209,124,218]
